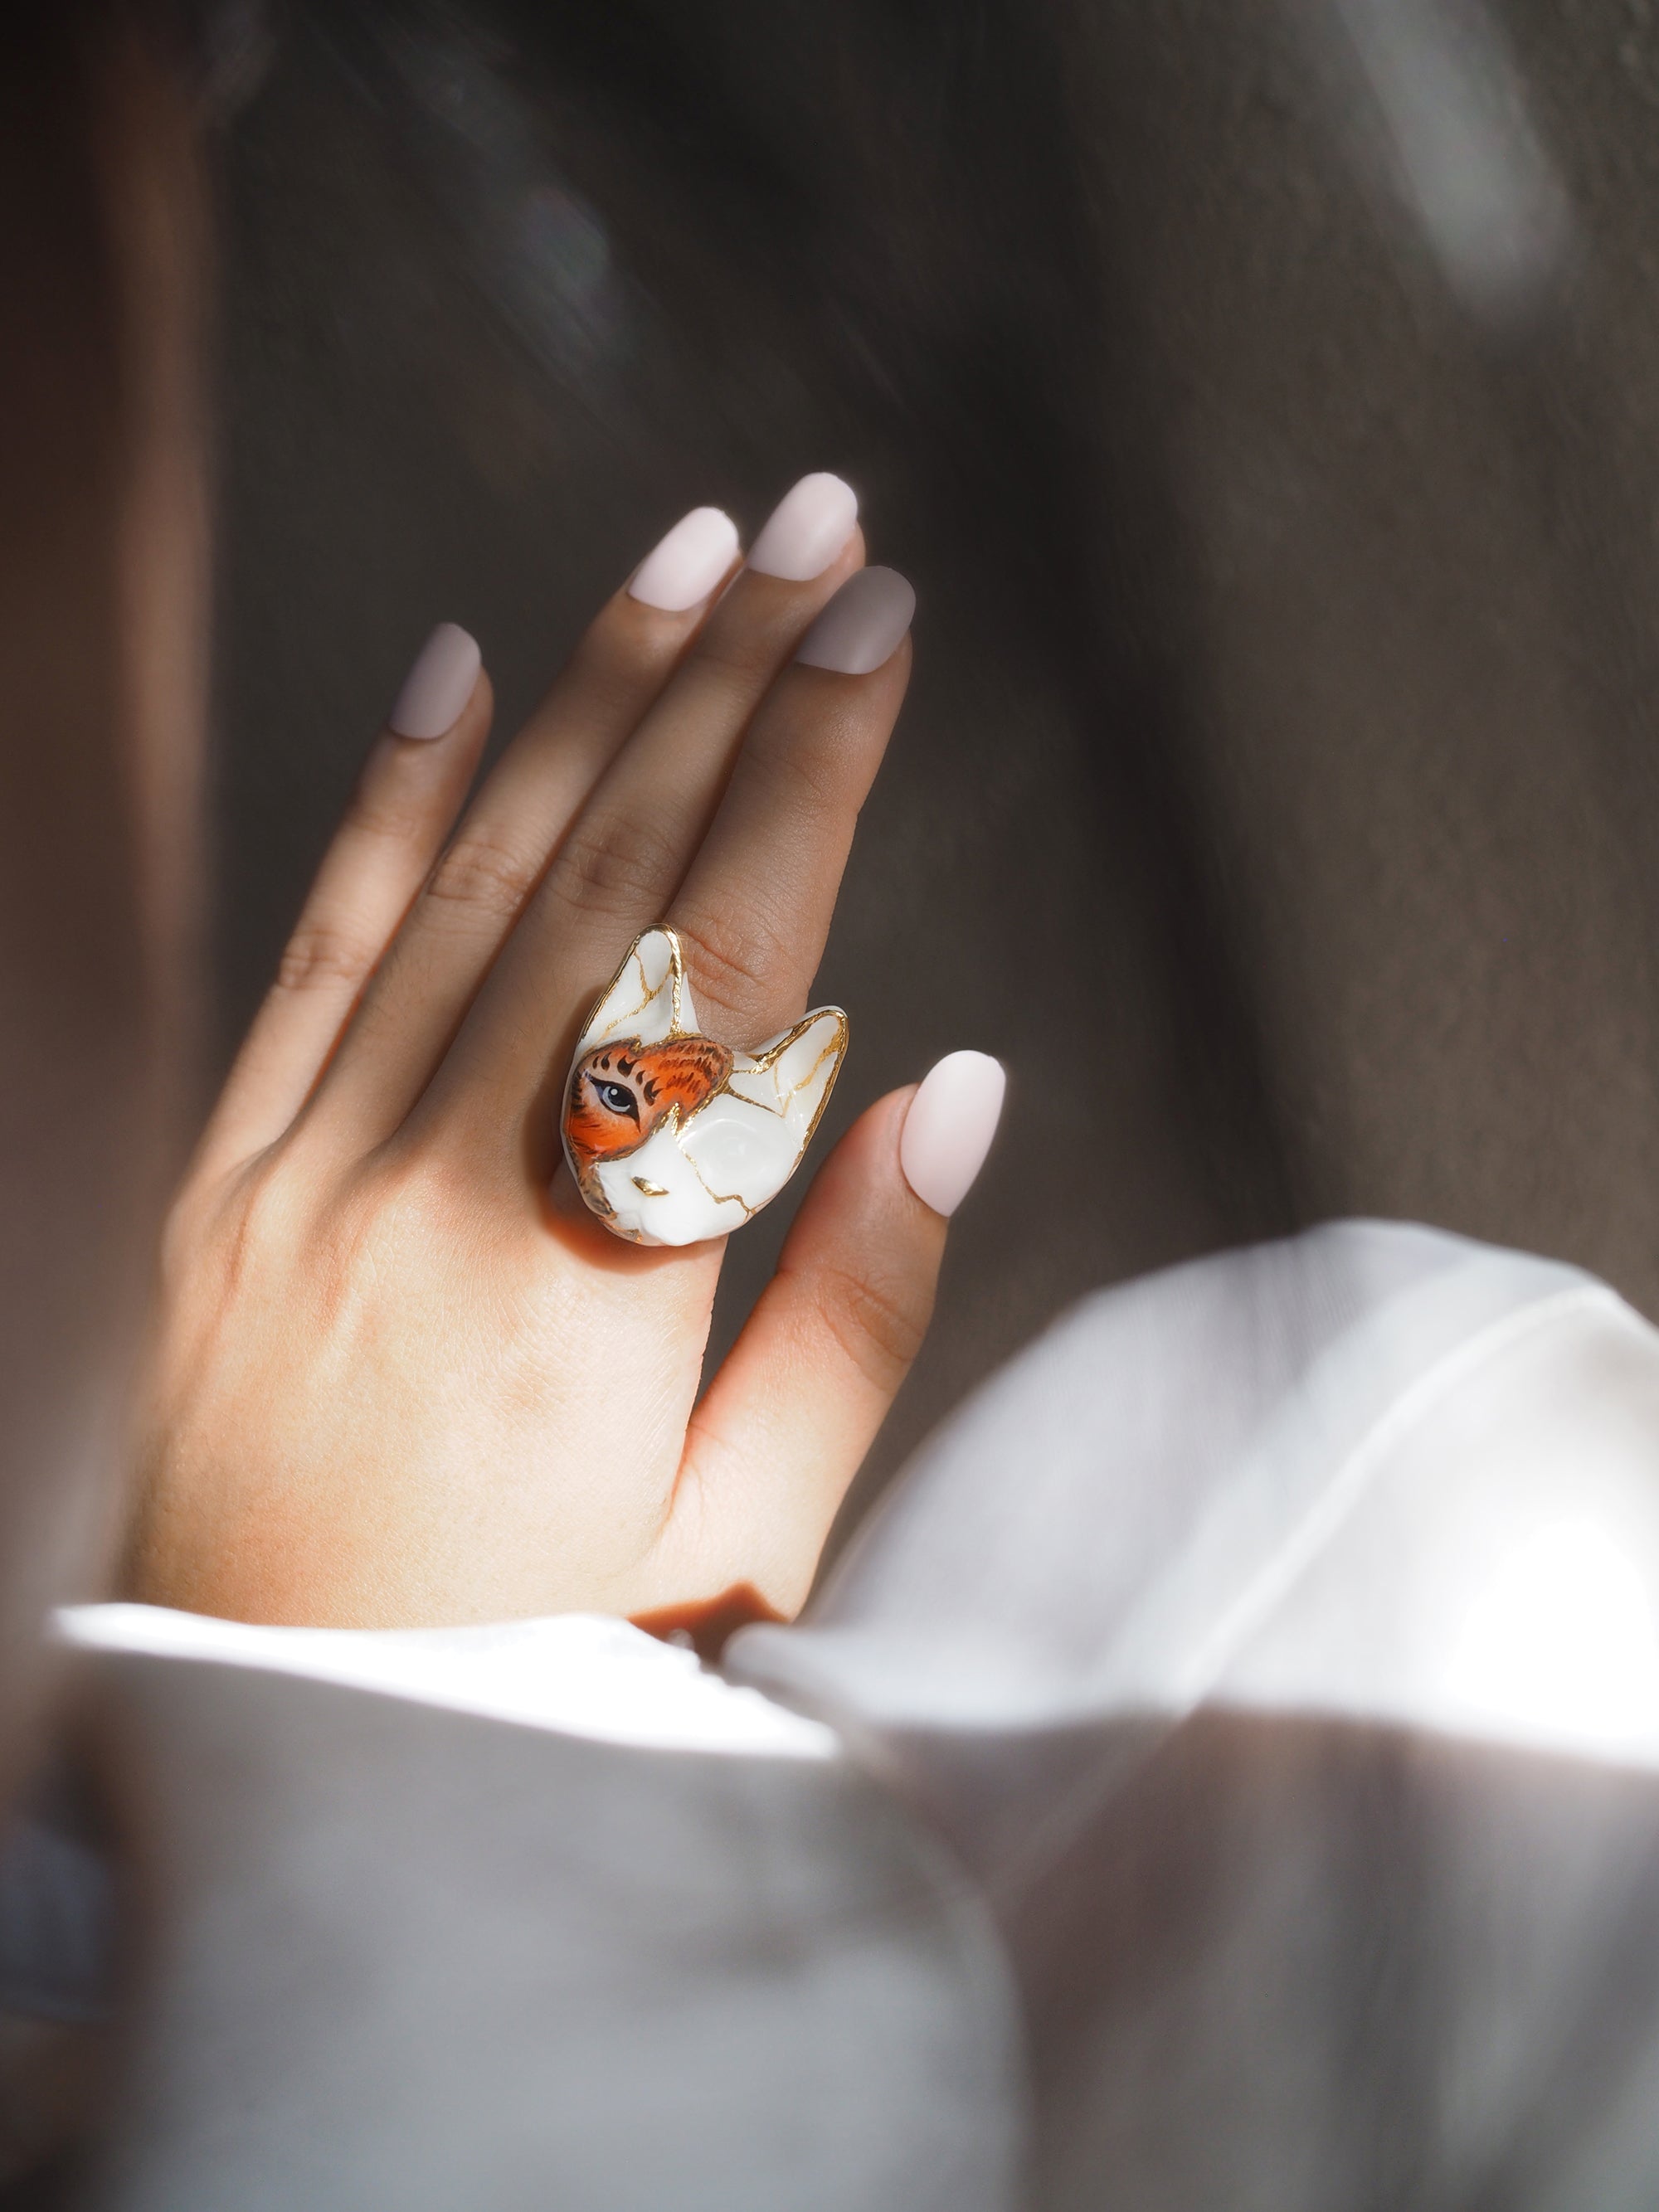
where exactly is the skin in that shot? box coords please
[0,5,954,2176]
[125,518,956,1630]
[4,11,959,1673]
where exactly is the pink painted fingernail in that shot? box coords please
[899,1052,1005,1216]
[388,622,482,740]
[795,567,916,675]
[747,471,859,581]
[628,506,741,611]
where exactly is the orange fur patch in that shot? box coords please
[565,1033,734,1166]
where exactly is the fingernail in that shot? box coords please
[900,1052,1005,1217]
[628,505,741,612]
[747,471,859,581]
[795,567,916,675]
[388,622,482,740]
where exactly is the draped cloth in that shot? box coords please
[735,1219,1659,2210]
[20,1221,1659,2207]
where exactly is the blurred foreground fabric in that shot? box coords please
[12,1223,1659,2208]
[738,1220,1659,2209]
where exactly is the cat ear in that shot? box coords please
[727,1007,849,1144]
[577,927,698,1053]
[667,1007,848,1239]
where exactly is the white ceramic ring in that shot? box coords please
[562,927,848,1247]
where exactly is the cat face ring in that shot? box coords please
[561,926,848,1247]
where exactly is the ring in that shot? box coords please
[562,927,848,1247]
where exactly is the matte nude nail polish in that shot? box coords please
[795,567,916,675]
[900,1052,1006,1216]
[388,623,481,740]
[747,472,859,581]
[629,507,741,611]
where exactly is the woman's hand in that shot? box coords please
[124,477,1003,1633]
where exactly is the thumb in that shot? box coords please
[674,1052,1005,1618]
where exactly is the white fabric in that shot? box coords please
[36,1218,1659,2209]
[727,1219,1659,2210]
[56,1603,834,1760]
[733,1219,1659,1791]
[58,1621,1014,2212]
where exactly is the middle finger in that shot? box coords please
[418,475,866,1160]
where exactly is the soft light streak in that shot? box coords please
[1442,1515,1659,1759]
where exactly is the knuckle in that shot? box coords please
[349,785,437,848]
[275,921,377,996]
[763,717,860,814]
[285,1150,474,1330]
[809,1263,929,1391]
[163,1147,313,1306]
[425,831,542,924]
[550,811,681,923]
[569,615,665,702]
[686,622,771,681]
[226,1153,312,1264]
[752,741,834,819]
[674,907,788,1025]
[358,1147,471,1245]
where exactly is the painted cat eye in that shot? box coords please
[592,1079,638,1119]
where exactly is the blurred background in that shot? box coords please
[204,0,1659,1519]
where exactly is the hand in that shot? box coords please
[124,478,1003,1633]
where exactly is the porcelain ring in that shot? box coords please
[562,926,848,1247]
